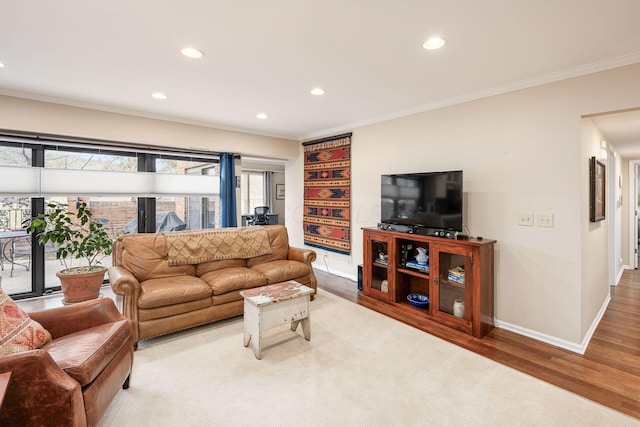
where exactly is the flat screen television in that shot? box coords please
[381,170,463,231]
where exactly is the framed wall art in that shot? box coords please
[275,184,285,200]
[589,156,605,222]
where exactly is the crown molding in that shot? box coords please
[301,52,640,142]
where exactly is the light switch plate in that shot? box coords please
[518,212,534,226]
[535,212,554,227]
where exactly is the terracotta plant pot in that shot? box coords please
[56,266,107,304]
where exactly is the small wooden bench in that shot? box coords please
[240,281,313,359]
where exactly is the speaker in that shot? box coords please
[432,229,455,239]
[400,242,414,267]
[377,223,416,233]
[357,265,363,291]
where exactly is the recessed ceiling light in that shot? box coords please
[423,37,446,50]
[151,92,167,100]
[181,47,204,59]
[310,88,325,96]
[0,62,5,68]
[256,112,268,120]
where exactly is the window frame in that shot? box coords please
[0,135,223,299]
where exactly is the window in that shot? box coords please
[0,145,31,167]
[0,136,221,299]
[156,157,220,230]
[240,171,266,215]
[44,148,137,171]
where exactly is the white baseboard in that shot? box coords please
[316,264,611,355]
[495,294,611,355]
[616,265,631,285]
[312,262,357,282]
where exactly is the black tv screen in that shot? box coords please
[381,171,463,231]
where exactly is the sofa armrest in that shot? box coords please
[0,350,86,426]
[29,298,125,339]
[288,246,318,298]
[108,266,141,314]
[288,246,317,265]
[107,266,142,346]
[108,266,141,296]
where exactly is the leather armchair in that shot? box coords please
[0,298,134,427]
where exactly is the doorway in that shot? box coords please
[589,108,640,284]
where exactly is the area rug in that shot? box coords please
[302,133,351,254]
[99,290,638,427]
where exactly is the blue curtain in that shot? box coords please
[220,153,237,227]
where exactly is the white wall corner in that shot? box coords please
[495,293,610,354]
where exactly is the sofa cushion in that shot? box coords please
[196,258,247,276]
[211,290,244,306]
[138,298,213,322]
[200,267,267,295]
[250,259,311,284]
[246,225,290,267]
[0,289,52,355]
[43,319,130,386]
[122,234,196,282]
[138,276,212,309]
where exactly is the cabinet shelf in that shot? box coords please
[397,300,431,316]
[362,227,495,338]
[440,279,465,289]
[397,267,430,279]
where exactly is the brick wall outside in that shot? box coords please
[86,199,180,237]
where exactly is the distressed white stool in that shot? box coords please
[240,281,313,360]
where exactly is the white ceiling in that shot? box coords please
[2,1,640,142]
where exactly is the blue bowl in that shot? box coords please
[407,293,429,309]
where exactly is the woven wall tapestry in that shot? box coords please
[302,133,351,255]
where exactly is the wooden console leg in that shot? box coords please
[123,374,131,390]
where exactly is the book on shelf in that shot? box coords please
[405,260,429,273]
[447,267,465,284]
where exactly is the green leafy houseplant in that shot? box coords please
[24,201,113,304]
[24,201,112,273]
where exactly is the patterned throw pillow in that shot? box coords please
[0,289,52,355]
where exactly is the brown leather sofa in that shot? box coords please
[0,298,134,427]
[108,225,317,348]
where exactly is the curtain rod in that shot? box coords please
[301,132,352,147]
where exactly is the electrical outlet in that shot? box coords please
[517,212,534,226]
[535,212,554,227]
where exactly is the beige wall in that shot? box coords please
[0,95,298,158]
[287,63,640,348]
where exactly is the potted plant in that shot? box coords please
[24,201,113,304]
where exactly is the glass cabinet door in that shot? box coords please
[364,232,394,300]
[433,245,472,322]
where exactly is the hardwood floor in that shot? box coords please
[316,268,640,420]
